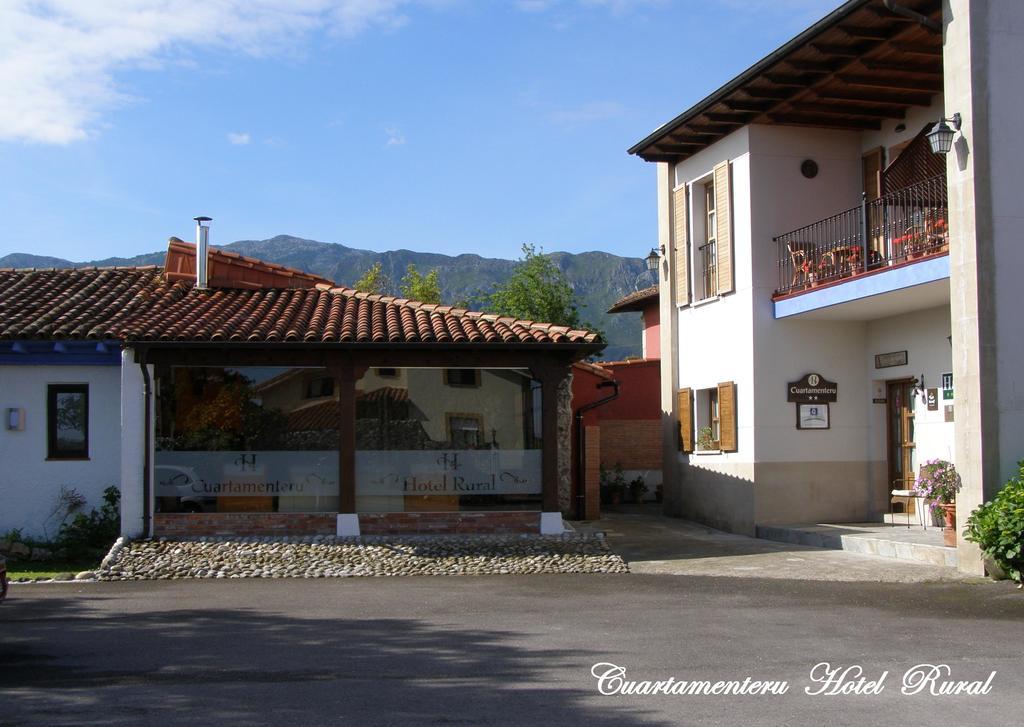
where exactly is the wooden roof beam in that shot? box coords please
[743,86,796,100]
[702,113,751,125]
[665,132,719,145]
[642,153,685,164]
[892,41,942,57]
[786,102,906,120]
[839,24,893,41]
[656,142,710,155]
[764,74,818,88]
[814,87,932,107]
[723,100,773,113]
[785,59,840,73]
[837,73,942,93]
[767,113,881,131]
[811,42,868,57]
[859,58,942,76]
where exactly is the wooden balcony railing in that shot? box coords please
[774,175,948,297]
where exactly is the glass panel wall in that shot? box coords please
[154,366,339,513]
[354,368,542,512]
[153,365,543,515]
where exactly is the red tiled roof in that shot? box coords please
[164,239,333,290]
[607,285,658,314]
[286,388,410,431]
[0,267,165,340]
[0,267,601,346]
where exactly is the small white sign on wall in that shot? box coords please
[796,404,830,430]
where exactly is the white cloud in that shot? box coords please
[550,100,625,127]
[0,1,418,145]
[384,125,406,147]
[227,131,251,145]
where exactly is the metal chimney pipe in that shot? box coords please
[193,216,212,289]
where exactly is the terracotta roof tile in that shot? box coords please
[607,285,659,314]
[0,267,601,346]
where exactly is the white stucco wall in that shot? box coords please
[865,306,955,471]
[0,364,122,539]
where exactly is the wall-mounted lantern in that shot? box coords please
[927,113,962,155]
[645,248,660,271]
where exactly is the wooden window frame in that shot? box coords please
[47,384,89,460]
[446,412,484,449]
[443,369,481,388]
[304,374,335,399]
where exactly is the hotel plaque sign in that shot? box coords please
[787,373,838,403]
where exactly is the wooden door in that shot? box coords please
[862,147,884,202]
[886,380,917,493]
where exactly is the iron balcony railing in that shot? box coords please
[774,174,949,297]
[698,241,718,300]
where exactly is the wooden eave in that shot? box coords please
[628,0,943,163]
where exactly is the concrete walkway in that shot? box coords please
[579,506,972,583]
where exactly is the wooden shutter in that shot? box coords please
[718,381,737,452]
[677,388,693,453]
[714,161,734,295]
[672,184,689,306]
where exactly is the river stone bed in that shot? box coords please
[96,534,629,580]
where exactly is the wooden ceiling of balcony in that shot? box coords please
[630,0,943,163]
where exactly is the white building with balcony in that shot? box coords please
[629,0,1024,573]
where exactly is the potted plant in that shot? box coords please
[599,464,626,506]
[913,459,962,546]
[696,425,716,451]
[964,460,1024,585]
[627,476,648,504]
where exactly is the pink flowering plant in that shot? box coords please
[913,459,962,514]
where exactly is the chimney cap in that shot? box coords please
[193,216,212,223]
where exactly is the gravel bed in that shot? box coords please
[96,534,629,580]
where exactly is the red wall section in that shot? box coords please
[642,304,661,359]
[596,360,661,420]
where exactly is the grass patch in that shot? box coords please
[5,559,98,581]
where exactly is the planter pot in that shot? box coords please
[984,556,1007,581]
[940,503,957,547]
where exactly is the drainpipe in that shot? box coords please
[574,378,619,521]
[140,360,153,539]
[882,1,941,33]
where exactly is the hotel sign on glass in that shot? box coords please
[356,450,542,496]
[787,373,838,403]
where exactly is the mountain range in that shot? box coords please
[0,235,656,360]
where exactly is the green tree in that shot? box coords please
[353,262,392,296]
[400,263,441,304]
[482,244,584,329]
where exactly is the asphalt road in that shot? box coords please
[1,574,1021,726]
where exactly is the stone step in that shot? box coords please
[755,524,958,569]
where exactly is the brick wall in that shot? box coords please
[154,513,336,537]
[599,419,662,470]
[359,511,541,535]
[584,425,601,521]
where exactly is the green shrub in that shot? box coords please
[964,461,1024,583]
[56,486,120,559]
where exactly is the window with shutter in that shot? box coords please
[714,161,734,295]
[677,388,693,453]
[717,381,737,452]
[672,184,689,306]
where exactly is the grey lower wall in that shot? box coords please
[670,458,889,536]
[754,461,887,526]
[677,460,757,535]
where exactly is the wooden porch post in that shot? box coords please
[534,359,571,513]
[335,363,367,514]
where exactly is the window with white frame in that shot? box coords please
[697,180,718,300]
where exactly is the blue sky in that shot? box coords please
[0,0,840,262]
